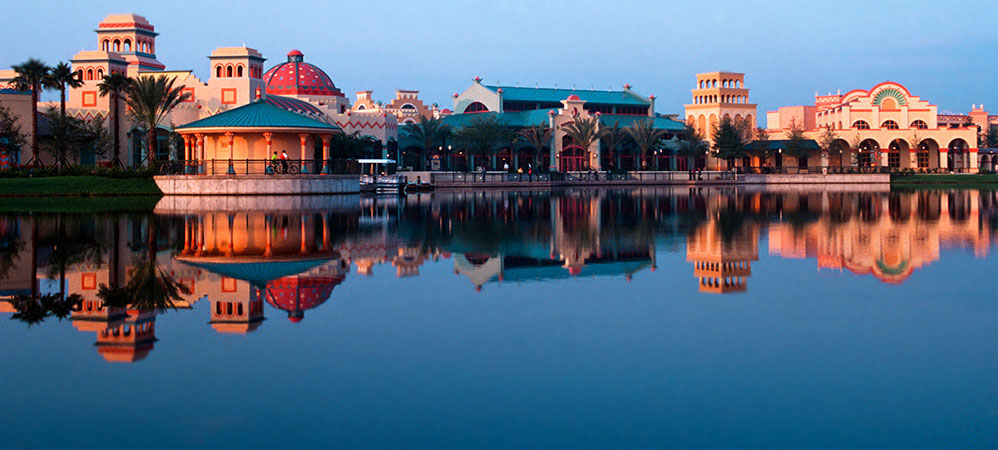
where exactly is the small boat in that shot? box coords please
[358,159,404,196]
[405,182,434,193]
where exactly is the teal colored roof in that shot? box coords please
[758,139,821,150]
[440,111,684,131]
[178,258,333,286]
[176,99,340,131]
[486,85,650,106]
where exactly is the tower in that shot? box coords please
[94,14,165,75]
[684,72,757,141]
[207,46,267,106]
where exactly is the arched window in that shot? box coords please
[123,39,131,52]
[101,40,109,51]
[97,69,103,79]
[113,39,120,52]
[226,65,233,77]
[216,65,222,78]
[77,70,84,81]
[237,65,243,77]
[882,120,900,130]
[911,120,928,129]
[853,120,870,130]
[357,104,365,110]
[464,101,489,113]
[86,69,94,81]
[401,103,417,111]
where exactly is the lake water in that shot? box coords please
[2,187,998,449]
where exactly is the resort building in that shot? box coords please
[765,81,979,172]
[351,90,448,125]
[1,13,399,167]
[442,77,685,171]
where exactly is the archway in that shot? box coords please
[917,138,940,170]
[981,154,993,172]
[948,138,970,172]
[463,102,488,113]
[887,138,909,169]
[828,139,850,171]
[858,139,880,170]
[560,146,588,172]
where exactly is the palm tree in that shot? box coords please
[600,120,626,170]
[516,123,551,170]
[402,116,451,170]
[676,124,709,170]
[11,58,52,167]
[45,62,83,120]
[98,73,131,167]
[125,75,190,166]
[561,116,604,170]
[626,119,666,170]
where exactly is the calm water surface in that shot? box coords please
[2,187,998,449]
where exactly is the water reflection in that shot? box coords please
[2,188,998,363]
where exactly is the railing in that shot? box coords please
[155,159,360,176]
[425,170,733,184]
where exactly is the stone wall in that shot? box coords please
[154,174,360,196]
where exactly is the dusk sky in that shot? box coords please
[2,0,995,119]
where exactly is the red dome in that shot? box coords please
[265,275,345,322]
[263,51,344,98]
[566,94,581,101]
[568,266,581,276]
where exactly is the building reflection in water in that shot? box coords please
[2,188,998,361]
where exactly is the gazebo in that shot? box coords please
[175,94,341,175]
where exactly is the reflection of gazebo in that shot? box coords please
[177,256,344,322]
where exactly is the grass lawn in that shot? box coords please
[0,176,162,196]
[891,173,998,190]
[0,196,161,213]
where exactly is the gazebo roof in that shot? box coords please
[176,99,340,131]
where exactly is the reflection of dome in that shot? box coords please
[265,275,345,322]
[263,50,344,98]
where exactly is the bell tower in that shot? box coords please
[95,14,165,74]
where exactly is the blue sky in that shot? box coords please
[1,0,995,117]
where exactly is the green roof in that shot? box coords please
[440,111,684,131]
[176,100,340,131]
[486,85,651,106]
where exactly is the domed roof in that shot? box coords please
[263,50,344,98]
[566,94,581,101]
[265,275,345,322]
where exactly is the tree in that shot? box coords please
[748,127,770,168]
[676,123,709,169]
[451,114,513,169]
[11,58,52,166]
[41,107,83,166]
[516,123,551,170]
[627,118,665,170]
[401,116,451,170]
[81,115,113,162]
[816,125,838,169]
[562,116,605,169]
[125,75,190,165]
[98,73,131,167]
[0,101,27,154]
[783,119,810,172]
[711,116,749,166]
[45,62,83,120]
[600,119,626,170]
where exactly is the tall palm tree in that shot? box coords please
[626,119,666,170]
[516,123,551,170]
[561,116,604,170]
[600,120,626,170]
[125,75,190,166]
[45,62,83,120]
[98,73,131,167]
[402,116,451,170]
[11,58,51,167]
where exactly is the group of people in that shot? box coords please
[270,150,289,174]
[501,162,534,174]
[687,168,704,180]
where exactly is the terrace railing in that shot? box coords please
[155,159,361,176]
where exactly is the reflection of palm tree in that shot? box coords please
[10,293,83,326]
[99,215,189,312]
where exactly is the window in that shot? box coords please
[216,65,222,78]
[464,101,489,113]
[123,39,131,52]
[853,120,870,129]
[888,149,900,167]
[911,120,928,129]
[917,144,930,168]
[226,65,233,77]
[236,65,243,77]
[882,120,900,130]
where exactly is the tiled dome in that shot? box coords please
[262,50,344,98]
[265,275,345,322]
